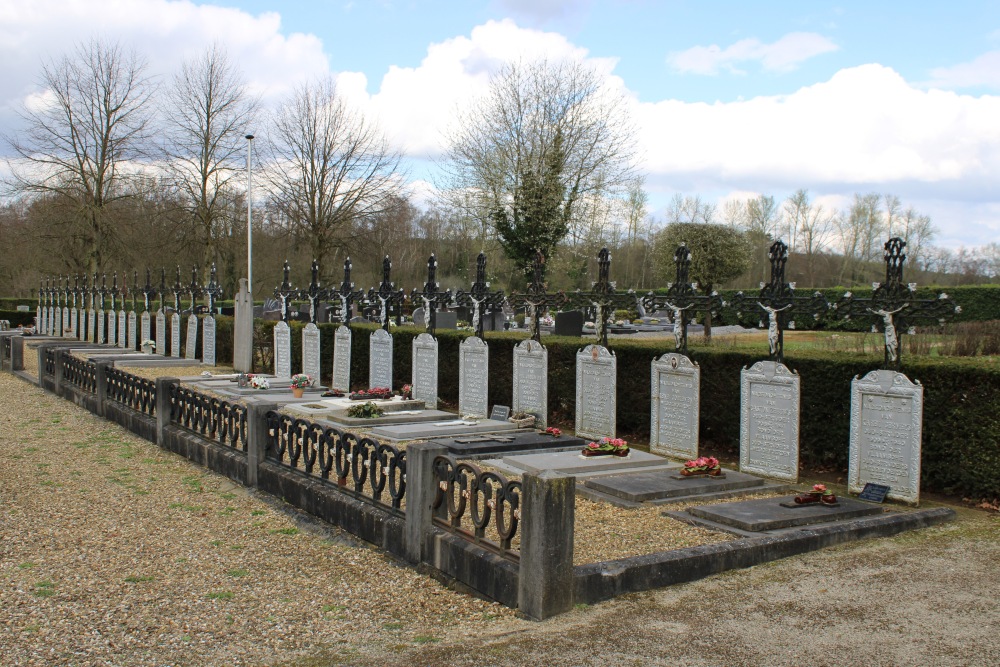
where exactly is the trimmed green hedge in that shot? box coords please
[0,310,35,327]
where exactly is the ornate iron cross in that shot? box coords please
[454,252,506,339]
[171,266,183,313]
[141,269,156,313]
[130,271,138,311]
[72,275,79,310]
[302,259,325,324]
[833,237,959,370]
[109,272,120,312]
[327,257,365,325]
[367,255,406,332]
[272,260,298,322]
[567,247,634,348]
[731,240,829,364]
[98,273,108,311]
[203,264,223,314]
[642,243,723,355]
[187,265,203,311]
[508,250,568,342]
[158,268,167,312]
[409,254,453,336]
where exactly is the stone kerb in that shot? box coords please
[155,377,178,448]
[245,399,278,488]
[518,470,576,620]
[404,442,449,564]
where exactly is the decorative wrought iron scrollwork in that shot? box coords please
[168,384,247,451]
[264,411,406,511]
[62,355,96,393]
[432,456,521,561]
[106,367,156,416]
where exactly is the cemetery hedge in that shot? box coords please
[216,322,999,499]
[0,310,35,326]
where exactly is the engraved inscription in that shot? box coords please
[332,327,351,392]
[459,338,489,417]
[128,312,137,350]
[117,310,126,348]
[302,323,321,381]
[273,321,291,379]
[185,314,198,359]
[369,329,393,389]
[202,316,216,365]
[740,361,800,482]
[575,345,616,440]
[651,353,700,460]
[512,340,547,428]
[155,312,165,352]
[412,334,438,408]
[170,313,181,357]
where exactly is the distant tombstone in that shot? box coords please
[170,312,181,357]
[848,369,923,504]
[740,361,800,483]
[412,307,426,328]
[554,310,585,337]
[412,333,438,408]
[575,344,616,440]
[70,308,78,338]
[332,326,351,392]
[141,312,151,347]
[88,309,97,343]
[202,316,216,366]
[490,405,510,421]
[55,307,62,336]
[107,311,116,346]
[78,308,86,340]
[35,306,41,332]
[48,306,55,336]
[128,311,137,350]
[273,321,292,379]
[118,309,126,348]
[650,352,700,460]
[185,314,198,359]
[435,311,458,330]
[155,311,165,355]
[369,328,393,390]
[233,278,253,373]
[62,307,69,335]
[512,339,548,428]
[302,322,321,382]
[459,336,489,418]
[97,309,106,344]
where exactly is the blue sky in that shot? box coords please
[2,0,1000,250]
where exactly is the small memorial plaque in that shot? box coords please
[118,310,126,348]
[155,311,166,354]
[849,369,923,504]
[302,322,321,382]
[650,352,700,460]
[740,360,800,483]
[369,328,393,390]
[273,321,292,379]
[128,311,137,350]
[202,316,216,365]
[459,337,489,418]
[332,326,351,392]
[512,339,548,429]
[575,344,617,441]
[858,482,891,503]
[170,313,181,357]
[490,405,510,421]
[185,314,198,359]
[412,333,438,409]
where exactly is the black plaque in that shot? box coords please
[858,482,891,503]
[490,405,511,421]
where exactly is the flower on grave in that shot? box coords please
[811,483,834,497]
[289,373,312,389]
[614,319,626,326]
[401,383,413,398]
[250,376,270,390]
[585,437,629,451]
[539,315,555,327]
[544,427,562,437]
[584,321,595,328]
[682,456,721,473]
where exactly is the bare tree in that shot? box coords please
[442,58,638,275]
[897,206,936,271]
[163,44,259,271]
[265,77,405,276]
[4,39,156,274]
[784,189,833,286]
[836,192,884,284]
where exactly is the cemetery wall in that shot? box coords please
[104,402,158,443]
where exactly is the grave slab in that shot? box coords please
[430,431,586,457]
[584,468,767,503]
[685,495,884,533]
[369,418,520,441]
[488,449,676,477]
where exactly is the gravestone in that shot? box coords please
[435,311,458,330]
[412,333,438,408]
[127,311,137,350]
[36,306,41,333]
[118,309,126,348]
[185,314,198,359]
[412,306,425,328]
[740,360,800,483]
[459,336,489,418]
[650,352,700,460]
[273,320,291,379]
[202,316,216,366]
[575,344,616,441]
[78,308,86,340]
[302,322,321,383]
[155,311,166,355]
[332,326,351,392]
[88,309,97,343]
[368,328,393,390]
[141,312,151,348]
[97,310,106,344]
[70,308,78,338]
[513,339,548,428]
[48,306,55,336]
[107,311,116,346]
[233,278,253,373]
[170,312,181,357]
[554,310,584,337]
[848,369,923,504]
[62,307,69,335]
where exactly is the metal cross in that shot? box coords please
[98,273,108,311]
[171,266,183,313]
[72,275,79,311]
[328,257,365,325]
[302,259,324,324]
[642,243,723,355]
[731,240,829,364]
[508,250,568,342]
[188,265,203,312]
[272,260,298,322]
[130,271,138,312]
[110,272,120,312]
[833,237,959,370]
[141,269,156,313]
[366,255,406,332]
[203,263,223,314]
[454,252,506,339]
[567,247,634,348]
[409,254,453,336]
[159,268,167,312]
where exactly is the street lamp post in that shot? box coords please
[245,134,254,297]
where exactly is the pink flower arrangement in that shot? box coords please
[582,437,630,457]
[680,456,722,476]
[544,427,562,437]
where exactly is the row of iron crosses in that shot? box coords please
[265,237,958,371]
[38,265,224,321]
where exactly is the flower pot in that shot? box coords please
[794,492,822,504]
[680,467,721,477]
[292,387,304,398]
[821,493,838,504]
[612,447,630,457]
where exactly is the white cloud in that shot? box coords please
[927,51,1000,89]
[667,32,839,75]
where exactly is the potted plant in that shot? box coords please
[289,373,312,398]
[249,375,270,390]
[346,401,384,419]
[400,384,413,400]
[509,411,536,428]
[680,456,724,477]
[794,483,838,505]
[582,437,630,458]
[541,427,562,437]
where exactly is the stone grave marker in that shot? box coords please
[141,312,151,347]
[513,339,548,428]
[273,320,291,379]
[233,278,253,372]
[369,328,393,390]
[62,306,69,335]
[490,405,510,421]
[332,326,351,392]
[70,308,78,338]
[118,309,126,348]
[78,307,86,340]
[128,311,137,350]
[848,369,923,504]
[97,309,106,344]
[575,344,616,441]
[302,322,321,383]
[740,360,800,483]
[170,312,181,357]
[459,336,489,418]
[155,311,165,354]
[650,352,700,460]
[202,315,216,366]
[412,333,438,408]
[48,304,55,336]
[36,305,41,333]
[88,309,96,342]
[107,310,116,346]
[185,314,198,359]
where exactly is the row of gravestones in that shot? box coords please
[36,301,216,366]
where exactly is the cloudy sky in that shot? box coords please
[2,0,999,249]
